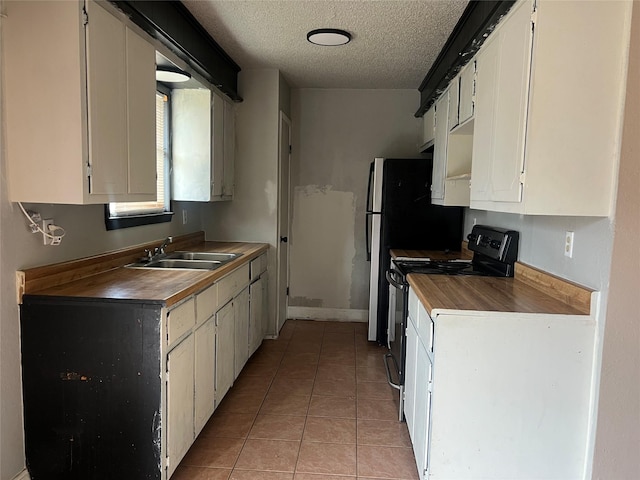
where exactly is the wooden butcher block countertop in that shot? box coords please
[391,246,594,316]
[18,232,268,307]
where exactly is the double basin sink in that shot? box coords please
[127,251,242,271]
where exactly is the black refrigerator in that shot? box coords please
[365,157,463,343]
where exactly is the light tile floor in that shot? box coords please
[172,320,419,480]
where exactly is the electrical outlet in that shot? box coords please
[564,231,574,258]
[182,209,188,225]
[42,219,54,245]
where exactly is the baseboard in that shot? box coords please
[287,307,368,323]
[12,469,30,480]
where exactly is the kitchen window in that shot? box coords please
[105,87,173,230]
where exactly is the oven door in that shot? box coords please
[384,267,407,421]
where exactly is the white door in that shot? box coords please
[215,302,235,403]
[234,287,250,378]
[470,36,499,202]
[249,276,265,355]
[276,112,291,335]
[166,334,194,478]
[432,92,449,200]
[490,0,532,202]
[194,317,215,436]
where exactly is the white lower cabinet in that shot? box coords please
[249,253,268,356]
[412,342,432,479]
[163,256,264,478]
[404,292,433,479]
[166,334,195,478]
[215,301,235,404]
[234,287,250,378]
[403,318,418,441]
[407,286,596,480]
[194,317,216,436]
[249,274,266,356]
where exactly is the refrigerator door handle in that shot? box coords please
[366,161,375,212]
[365,211,377,261]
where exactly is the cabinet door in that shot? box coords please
[432,92,449,201]
[249,276,265,356]
[125,26,156,195]
[166,334,195,478]
[448,77,460,131]
[404,317,419,442]
[86,0,128,196]
[459,60,476,124]
[172,88,213,201]
[194,317,216,436]
[422,107,435,147]
[211,92,225,199]
[490,0,532,203]
[222,99,235,198]
[215,302,235,403]
[413,341,432,479]
[234,287,250,378]
[470,36,499,202]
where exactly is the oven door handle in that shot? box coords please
[383,353,401,391]
[386,268,406,290]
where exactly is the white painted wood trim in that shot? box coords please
[11,469,31,480]
[287,307,368,323]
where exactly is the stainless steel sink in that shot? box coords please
[126,259,223,270]
[166,251,242,262]
[125,251,241,270]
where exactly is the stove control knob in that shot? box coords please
[490,240,501,249]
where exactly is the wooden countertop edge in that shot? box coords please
[407,262,593,316]
[17,232,269,305]
[514,262,593,315]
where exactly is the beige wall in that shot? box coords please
[288,89,420,318]
[592,2,640,478]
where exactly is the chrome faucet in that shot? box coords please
[141,236,173,262]
[155,236,173,256]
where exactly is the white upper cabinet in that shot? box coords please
[471,0,531,206]
[5,0,156,204]
[172,89,235,202]
[470,0,631,216]
[421,107,436,148]
[431,85,473,207]
[458,60,476,125]
[447,76,460,131]
[431,91,449,202]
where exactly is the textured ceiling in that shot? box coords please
[182,0,469,89]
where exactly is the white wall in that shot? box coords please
[202,69,289,335]
[592,2,640,478]
[288,89,420,319]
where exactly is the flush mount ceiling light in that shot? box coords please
[307,28,352,46]
[155,66,191,83]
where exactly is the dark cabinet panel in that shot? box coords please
[21,296,163,480]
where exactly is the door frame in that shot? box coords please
[276,111,292,335]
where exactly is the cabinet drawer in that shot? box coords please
[218,263,250,307]
[167,298,196,346]
[196,284,218,324]
[416,301,434,352]
[250,253,267,281]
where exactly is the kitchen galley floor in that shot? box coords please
[172,319,419,480]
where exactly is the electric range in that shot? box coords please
[383,225,520,421]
